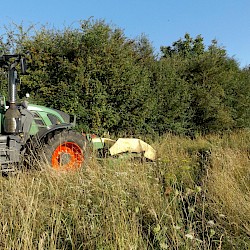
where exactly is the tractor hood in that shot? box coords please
[27,104,71,124]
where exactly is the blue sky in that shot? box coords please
[1,0,250,67]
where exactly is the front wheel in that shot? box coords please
[42,130,88,171]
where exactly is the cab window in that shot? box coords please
[47,114,61,125]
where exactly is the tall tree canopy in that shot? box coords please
[0,21,249,137]
[160,34,250,134]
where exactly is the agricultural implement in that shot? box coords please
[0,54,87,172]
[90,136,156,161]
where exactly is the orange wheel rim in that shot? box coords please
[51,142,84,171]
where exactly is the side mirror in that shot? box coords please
[20,58,27,74]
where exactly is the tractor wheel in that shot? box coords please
[41,130,88,171]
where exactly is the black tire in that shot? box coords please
[41,130,88,171]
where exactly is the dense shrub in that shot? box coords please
[1,20,249,137]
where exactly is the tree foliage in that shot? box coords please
[161,34,250,134]
[1,21,249,137]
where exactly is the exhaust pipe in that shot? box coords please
[4,62,21,134]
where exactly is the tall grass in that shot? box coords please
[0,130,250,249]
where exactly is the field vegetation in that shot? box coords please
[0,130,250,249]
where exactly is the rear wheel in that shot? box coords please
[42,130,87,171]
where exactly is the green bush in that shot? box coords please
[1,20,250,136]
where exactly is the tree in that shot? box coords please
[160,34,242,134]
[17,20,156,136]
[1,23,248,137]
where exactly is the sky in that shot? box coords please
[0,0,250,67]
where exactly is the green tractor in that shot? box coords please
[0,54,88,172]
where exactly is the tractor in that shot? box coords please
[0,54,88,172]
